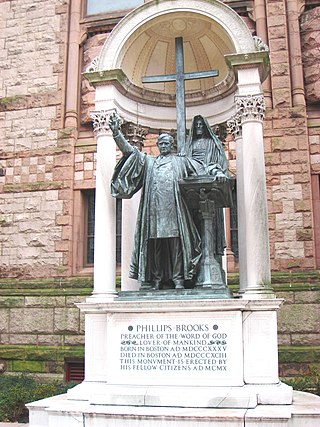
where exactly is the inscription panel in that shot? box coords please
[107,311,243,386]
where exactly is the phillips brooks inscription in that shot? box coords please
[120,323,228,372]
[105,313,244,387]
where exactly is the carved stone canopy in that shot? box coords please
[85,0,269,130]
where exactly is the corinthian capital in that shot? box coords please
[90,109,123,136]
[121,122,148,150]
[235,94,265,123]
[227,114,242,139]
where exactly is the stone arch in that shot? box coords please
[90,0,258,128]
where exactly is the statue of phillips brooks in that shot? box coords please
[109,112,205,291]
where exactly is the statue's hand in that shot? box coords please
[214,171,228,183]
[109,111,121,135]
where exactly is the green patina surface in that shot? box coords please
[0,277,93,296]
[0,345,84,362]
[279,346,320,363]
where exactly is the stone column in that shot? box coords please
[231,94,274,299]
[227,115,247,294]
[254,0,272,107]
[64,0,81,128]
[286,0,306,107]
[90,110,117,300]
[120,122,147,291]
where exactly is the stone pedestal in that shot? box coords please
[68,299,289,405]
[27,298,320,426]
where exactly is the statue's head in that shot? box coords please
[157,133,174,156]
[193,115,207,138]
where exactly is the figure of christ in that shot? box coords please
[109,112,205,290]
[183,115,229,277]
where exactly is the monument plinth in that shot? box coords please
[63,299,291,408]
[28,298,302,427]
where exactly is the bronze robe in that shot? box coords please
[111,149,204,283]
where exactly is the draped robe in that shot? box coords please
[183,116,229,256]
[111,149,204,283]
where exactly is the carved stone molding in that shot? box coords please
[235,94,265,123]
[121,122,148,150]
[253,36,269,52]
[86,57,99,73]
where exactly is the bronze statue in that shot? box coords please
[183,115,229,279]
[109,112,204,291]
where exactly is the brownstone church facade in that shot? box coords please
[0,0,319,385]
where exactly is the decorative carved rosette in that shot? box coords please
[121,122,148,150]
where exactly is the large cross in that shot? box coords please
[142,37,219,152]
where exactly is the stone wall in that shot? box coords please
[0,277,90,379]
[262,0,315,271]
[301,6,320,104]
[0,0,71,279]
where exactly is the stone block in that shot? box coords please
[64,335,85,345]
[53,166,73,181]
[273,89,291,107]
[291,333,320,346]
[294,200,312,212]
[278,304,320,333]
[272,136,299,151]
[25,296,66,307]
[294,291,320,304]
[12,360,46,373]
[54,153,72,167]
[37,334,64,346]
[54,307,80,334]
[9,334,38,345]
[0,333,10,344]
[55,240,69,252]
[276,292,294,304]
[10,308,54,333]
[277,333,291,346]
[279,362,310,376]
[0,296,24,307]
[66,295,88,307]
[303,212,313,228]
[272,63,289,76]
[0,309,9,333]
[296,228,313,241]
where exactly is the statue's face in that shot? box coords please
[195,119,205,137]
[157,136,173,156]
